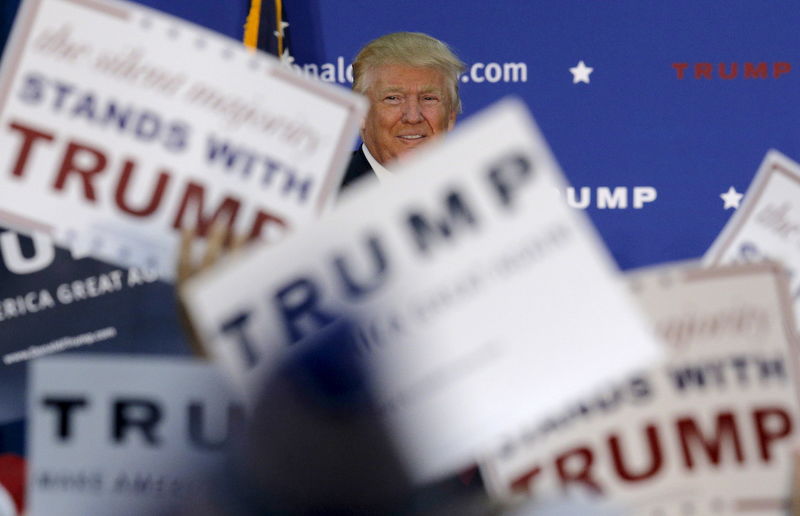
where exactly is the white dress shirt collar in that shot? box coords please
[361,143,393,183]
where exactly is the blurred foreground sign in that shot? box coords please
[27,355,241,516]
[706,150,800,322]
[0,0,365,280]
[481,262,800,514]
[183,98,662,481]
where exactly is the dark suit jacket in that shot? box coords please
[340,148,376,190]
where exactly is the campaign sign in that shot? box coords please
[705,150,800,323]
[0,0,365,280]
[182,98,662,482]
[0,227,189,428]
[26,355,242,516]
[480,263,800,515]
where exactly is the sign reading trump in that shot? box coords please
[183,98,663,482]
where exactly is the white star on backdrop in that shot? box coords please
[570,60,593,84]
[720,186,744,210]
[280,47,295,66]
[273,20,289,39]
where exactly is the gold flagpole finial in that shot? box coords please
[275,0,284,56]
[243,0,262,51]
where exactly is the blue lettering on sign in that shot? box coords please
[668,355,787,392]
[205,134,313,203]
[212,151,539,365]
[16,72,191,152]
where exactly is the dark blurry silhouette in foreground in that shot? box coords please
[175,318,493,515]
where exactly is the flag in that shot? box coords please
[244,0,291,62]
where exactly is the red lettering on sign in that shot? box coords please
[672,63,689,79]
[115,160,171,217]
[754,407,792,462]
[718,63,738,80]
[694,63,713,79]
[503,406,795,498]
[172,181,241,237]
[677,413,744,469]
[5,123,290,242]
[672,62,789,80]
[53,141,107,202]
[247,210,287,241]
[555,447,602,494]
[608,423,663,482]
[7,121,55,178]
[744,62,768,79]
[774,62,791,78]
[510,466,541,494]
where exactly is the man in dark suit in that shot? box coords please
[341,32,465,190]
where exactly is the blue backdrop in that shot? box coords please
[91,0,800,269]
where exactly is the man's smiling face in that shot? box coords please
[361,63,456,166]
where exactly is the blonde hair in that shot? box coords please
[352,32,466,114]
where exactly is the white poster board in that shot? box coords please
[27,355,242,516]
[706,150,800,323]
[0,0,365,280]
[481,262,800,515]
[183,98,662,482]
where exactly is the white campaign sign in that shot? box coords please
[27,355,242,516]
[480,262,800,515]
[0,0,365,280]
[183,98,662,482]
[705,150,800,323]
